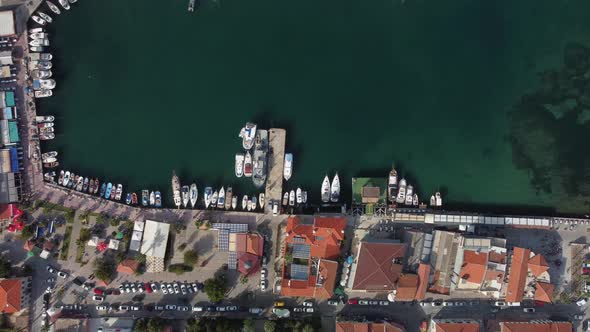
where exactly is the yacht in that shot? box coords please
[259,193,265,209]
[181,185,190,208]
[244,151,253,177]
[46,1,61,15]
[430,195,436,206]
[99,183,106,197]
[246,198,252,211]
[30,46,44,53]
[93,179,100,194]
[388,167,398,203]
[75,176,83,191]
[29,27,44,33]
[217,187,225,209]
[204,187,212,208]
[155,191,162,207]
[435,192,442,207]
[35,115,54,122]
[35,90,52,98]
[29,39,49,47]
[31,15,46,26]
[224,187,233,210]
[252,129,268,188]
[68,0,77,3]
[57,170,64,185]
[412,194,419,206]
[405,185,414,205]
[39,53,52,61]
[39,127,54,134]
[242,195,248,210]
[239,122,257,150]
[32,69,52,79]
[105,183,112,199]
[115,184,123,200]
[171,171,181,208]
[235,153,244,178]
[39,79,56,89]
[231,196,237,209]
[41,151,57,159]
[321,175,330,203]
[396,178,407,204]
[30,32,48,39]
[126,193,132,205]
[142,190,149,206]
[330,173,340,203]
[150,191,156,206]
[39,132,54,140]
[283,153,293,181]
[251,196,257,211]
[289,190,295,206]
[37,12,52,23]
[58,0,70,10]
[296,188,302,204]
[189,183,198,208]
[82,177,89,192]
[282,192,289,206]
[302,191,307,204]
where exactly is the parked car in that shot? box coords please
[432,300,443,307]
[260,280,267,291]
[178,306,189,312]
[96,305,109,311]
[347,299,358,305]
[359,300,369,305]
[150,283,158,293]
[274,301,285,307]
[180,284,187,295]
[494,301,506,307]
[293,307,304,313]
[327,300,339,306]
[272,201,279,216]
[193,306,204,312]
[137,284,144,293]
[155,305,164,311]
[206,306,216,312]
[119,305,129,311]
[92,295,104,301]
[379,301,390,306]
[46,266,56,273]
[261,268,267,279]
[130,305,140,311]
[161,284,168,294]
[191,283,199,293]
[173,283,180,294]
[93,288,104,295]
[576,298,587,306]
[249,307,263,314]
[144,283,153,294]
[302,300,313,307]
[57,271,68,279]
[523,308,535,313]
[442,301,453,306]
[368,300,379,306]
[574,314,584,321]
[217,306,226,312]
[165,305,177,311]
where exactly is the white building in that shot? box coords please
[140,219,170,272]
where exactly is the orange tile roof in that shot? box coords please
[506,247,530,303]
[116,259,139,274]
[528,254,549,277]
[484,268,504,282]
[314,259,338,299]
[352,242,406,291]
[428,271,450,295]
[246,233,263,256]
[281,259,338,299]
[488,251,507,264]
[285,217,345,260]
[0,279,22,313]
[435,321,480,332]
[23,240,35,251]
[534,282,554,303]
[235,233,247,253]
[500,321,572,332]
[336,321,406,332]
[396,274,418,301]
[459,250,488,284]
[0,204,12,220]
[415,263,430,300]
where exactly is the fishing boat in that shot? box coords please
[259,193,265,209]
[142,190,149,206]
[38,12,52,23]
[150,191,156,206]
[388,167,398,203]
[58,0,70,10]
[430,195,435,206]
[412,194,418,206]
[321,175,330,203]
[63,171,70,187]
[239,122,257,150]
[31,15,46,26]
[99,183,106,197]
[330,173,340,203]
[235,153,244,178]
[231,196,237,209]
[82,177,89,192]
[125,193,132,205]
[283,153,293,181]
[155,191,162,207]
[247,198,252,211]
[405,185,414,205]
[435,192,442,207]
[189,183,198,208]
[396,178,407,204]
[181,185,190,208]
[204,187,212,208]
[252,130,268,188]
[35,90,53,98]
[41,151,57,159]
[171,171,181,208]
[93,179,100,194]
[217,187,225,209]
[242,195,248,210]
[244,151,253,177]
[105,183,113,198]
[89,178,95,193]
[115,184,123,200]
[46,1,61,15]
[296,188,302,204]
[282,192,289,206]
[43,161,58,168]
[289,190,295,206]
[57,170,64,185]
[35,115,54,122]
[302,191,307,204]
[225,187,233,210]
[211,190,218,207]
[75,176,83,191]
[132,193,138,205]
[251,196,257,211]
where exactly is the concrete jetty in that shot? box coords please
[264,128,286,213]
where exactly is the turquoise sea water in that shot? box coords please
[37,0,590,211]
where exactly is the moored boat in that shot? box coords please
[244,151,253,177]
[172,171,181,208]
[46,1,61,14]
[82,177,89,192]
[99,183,106,197]
[126,193,132,205]
[321,175,330,203]
[204,187,212,208]
[217,187,225,209]
[115,184,123,200]
[105,183,113,199]
[239,122,257,150]
[29,39,49,47]
[93,179,100,194]
[252,129,268,188]
[242,195,248,210]
[142,190,149,206]
[189,183,198,208]
[235,153,244,178]
[31,15,46,26]
[289,190,295,206]
[75,176,83,191]
[211,190,218,207]
[396,179,407,204]
[150,191,155,206]
[68,174,76,188]
[296,188,302,204]
[39,127,54,134]
[259,193,265,209]
[388,167,398,203]
[251,196,257,211]
[231,196,237,209]
[57,170,64,185]
[283,153,293,181]
[37,12,52,23]
[68,0,77,4]
[155,191,162,207]
[43,161,58,168]
[131,193,138,205]
[412,194,418,206]
[58,0,70,10]
[224,187,232,210]
[435,192,442,207]
[38,122,54,129]
[31,69,52,79]
[181,185,190,208]
[29,27,44,33]
[35,90,53,99]
[246,198,252,211]
[35,115,54,122]
[430,195,436,206]
[405,185,414,205]
[330,173,340,203]
[110,184,117,199]
[282,192,289,206]
[30,32,48,40]
[302,191,307,204]
[89,178,95,193]
[41,151,57,159]
[63,171,70,187]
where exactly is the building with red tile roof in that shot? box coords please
[415,263,430,300]
[281,217,345,299]
[237,252,260,276]
[499,321,572,332]
[0,277,30,313]
[506,247,530,303]
[505,247,554,303]
[350,241,406,292]
[116,259,139,275]
[534,282,554,303]
[432,319,480,332]
[395,274,418,301]
[336,320,406,332]
[231,232,264,275]
[528,254,550,278]
[458,250,488,289]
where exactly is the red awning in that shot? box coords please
[97,242,107,251]
[7,225,15,232]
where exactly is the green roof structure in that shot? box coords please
[4,91,14,107]
[8,121,18,143]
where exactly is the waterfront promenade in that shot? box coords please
[264,128,286,213]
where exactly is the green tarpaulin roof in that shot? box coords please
[4,91,14,107]
[8,121,18,143]
[116,232,124,240]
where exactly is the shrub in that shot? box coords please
[168,264,193,275]
[204,276,227,302]
[183,250,199,266]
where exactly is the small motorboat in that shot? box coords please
[57,170,64,185]
[31,15,46,26]
[35,89,53,98]
[244,151,253,177]
[37,12,52,23]
[435,192,442,207]
[38,78,56,89]
[75,176,83,191]
[35,115,54,122]
[282,192,288,206]
[34,60,53,70]
[142,190,149,206]
[217,187,225,209]
[40,53,52,61]
[39,127,54,134]
[412,194,419,206]
[68,0,77,3]
[126,193,132,205]
[321,175,330,203]
[93,178,100,194]
[150,191,156,206]
[62,171,70,187]
[181,185,190,208]
[41,151,57,159]
[99,183,106,197]
[251,196,257,211]
[42,156,56,163]
[46,1,61,15]
[235,153,244,178]
[89,178,95,193]
[30,32,48,40]
[58,0,70,10]
[105,183,112,199]
[82,177,89,192]
[204,187,212,208]
[30,46,44,53]
[289,190,295,206]
[211,190,218,207]
[296,188,302,204]
[405,185,414,205]
[155,191,162,207]
[29,39,49,47]
[43,161,59,168]
[115,184,123,200]
[44,171,56,181]
[38,122,54,129]
[131,193,138,205]
[231,196,237,209]
[246,198,252,211]
[242,195,248,210]
[302,191,307,204]
[32,69,52,79]
[68,174,76,188]
[29,27,44,33]
[189,183,198,208]
[283,153,293,181]
[39,132,54,140]
[259,193,265,209]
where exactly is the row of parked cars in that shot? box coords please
[118,281,204,295]
[91,303,264,315]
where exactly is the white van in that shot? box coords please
[192,306,203,312]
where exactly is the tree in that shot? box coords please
[243,318,255,332]
[93,257,115,282]
[20,224,34,240]
[264,321,276,332]
[78,228,91,243]
[183,249,199,266]
[0,256,11,278]
[203,276,226,302]
[302,324,314,332]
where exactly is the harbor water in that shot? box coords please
[36,0,590,212]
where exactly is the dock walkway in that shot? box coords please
[264,128,286,213]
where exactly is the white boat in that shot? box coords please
[35,90,52,98]
[29,39,49,47]
[405,185,414,205]
[242,195,248,210]
[39,133,54,140]
[247,198,252,211]
[321,175,330,203]
[225,187,233,210]
[296,188,302,204]
[330,173,340,203]
[430,195,436,206]
[46,1,61,15]
[388,167,398,203]
[30,46,44,53]
[244,151,252,177]
[251,196,257,211]
[231,196,237,209]
[29,27,44,33]
[32,69,52,79]
[235,153,244,178]
[203,187,212,208]
[189,183,198,208]
[172,171,181,208]
[57,170,64,185]
[115,184,123,200]
[33,60,52,70]
[39,53,52,60]
[259,193,265,209]
[289,190,295,206]
[38,12,52,23]
[181,185,190,208]
[62,170,70,187]
[239,122,257,150]
[58,0,70,10]
[211,190,218,207]
[39,127,54,133]
[282,192,288,206]
[42,151,57,159]
[31,15,46,26]
[283,153,293,181]
[36,115,54,122]
[435,192,442,207]
[217,187,225,208]
[302,191,307,204]
[150,191,156,206]
[412,194,419,206]
[396,178,407,204]
[39,79,56,89]
[29,32,48,39]
[68,0,77,3]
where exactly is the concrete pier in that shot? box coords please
[264,128,286,213]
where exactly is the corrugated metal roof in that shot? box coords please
[0,12,14,37]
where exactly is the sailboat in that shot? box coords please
[189,183,198,208]
[296,188,302,204]
[46,1,61,15]
[405,185,413,205]
[321,175,330,203]
[217,187,225,209]
[330,173,340,203]
[235,153,244,178]
[149,191,155,206]
[225,187,233,210]
[231,196,238,209]
[172,171,181,208]
[388,167,398,203]
[396,179,407,204]
[242,195,248,210]
[289,190,295,206]
[244,151,253,177]
[435,192,442,206]
[181,185,190,208]
[211,190,218,207]
[204,187,212,208]
[283,153,293,181]
[259,193,265,209]
[282,192,289,206]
